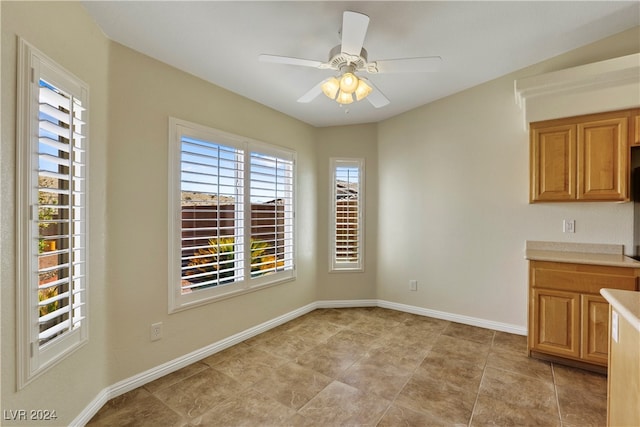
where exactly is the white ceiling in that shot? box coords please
[82,1,639,127]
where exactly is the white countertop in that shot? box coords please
[525,241,640,268]
[601,288,640,333]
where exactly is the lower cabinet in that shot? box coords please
[528,261,638,368]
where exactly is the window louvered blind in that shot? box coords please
[37,79,87,346]
[331,159,363,271]
[180,137,245,292]
[249,153,294,276]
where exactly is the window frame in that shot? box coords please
[329,158,365,272]
[16,38,90,388]
[168,118,296,313]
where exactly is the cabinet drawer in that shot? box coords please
[531,262,637,294]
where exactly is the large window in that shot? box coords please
[16,39,89,387]
[329,158,364,272]
[169,119,295,311]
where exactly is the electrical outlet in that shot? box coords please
[563,219,575,233]
[150,322,163,342]
[409,280,418,291]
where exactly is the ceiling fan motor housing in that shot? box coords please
[328,45,368,70]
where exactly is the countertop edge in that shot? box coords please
[525,249,640,268]
[600,288,640,333]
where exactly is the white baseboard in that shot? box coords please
[72,299,526,425]
[377,300,527,336]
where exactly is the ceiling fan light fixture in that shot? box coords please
[336,90,354,104]
[354,78,372,101]
[339,72,359,94]
[321,77,340,100]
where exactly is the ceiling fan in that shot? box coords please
[259,11,442,108]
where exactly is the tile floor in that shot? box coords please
[87,307,608,426]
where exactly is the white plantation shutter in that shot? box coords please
[330,158,364,271]
[179,136,245,291]
[17,39,89,386]
[37,83,87,343]
[169,119,296,312]
[249,152,294,277]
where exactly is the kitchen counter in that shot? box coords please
[601,288,640,333]
[525,241,640,268]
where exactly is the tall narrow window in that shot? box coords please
[169,119,296,312]
[17,39,89,387]
[330,158,364,272]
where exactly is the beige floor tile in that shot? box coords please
[416,351,485,391]
[192,388,297,426]
[295,341,364,378]
[339,357,413,400]
[325,328,378,353]
[478,367,558,416]
[556,384,607,426]
[285,318,344,344]
[209,346,287,386]
[492,330,528,355]
[346,313,402,337]
[143,362,209,394]
[485,348,553,383]
[470,393,561,426]
[253,331,320,360]
[88,308,608,427]
[402,314,450,333]
[251,361,332,410]
[375,322,439,348]
[298,380,390,425]
[365,340,431,371]
[200,342,251,366]
[395,375,477,425]
[153,368,246,419]
[442,322,495,344]
[378,403,467,427]
[306,308,365,326]
[430,334,491,367]
[552,364,607,396]
[87,388,186,427]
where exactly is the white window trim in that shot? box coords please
[329,158,365,272]
[168,118,296,313]
[16,38,90,388]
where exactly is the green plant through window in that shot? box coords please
[185,237,284,289]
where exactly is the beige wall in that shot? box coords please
[1,2,111,424]
[315,125,378,301]
[376,27,640,329]
[106,42,318,381]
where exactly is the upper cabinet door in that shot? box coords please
[530,124,576,202]
[529,109,632,203]
[577,117,628,201]
[632,112,640,147]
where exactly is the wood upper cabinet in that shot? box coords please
[528,261,639,368]
[530,109,631,203]
[530,124,576,201]
[632,111,640,147]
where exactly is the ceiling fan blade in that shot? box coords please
[259,54,325,69]
[341,11,369,55]
[364,79,390,108]
[373,56,442,73]
[297,79,327,103]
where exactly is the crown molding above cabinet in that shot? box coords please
[515,53,640,130]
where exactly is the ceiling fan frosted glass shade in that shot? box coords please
[321,77,340,99]
[354,79,372,101]
[336,90,354,104]
[339,72,359,94]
